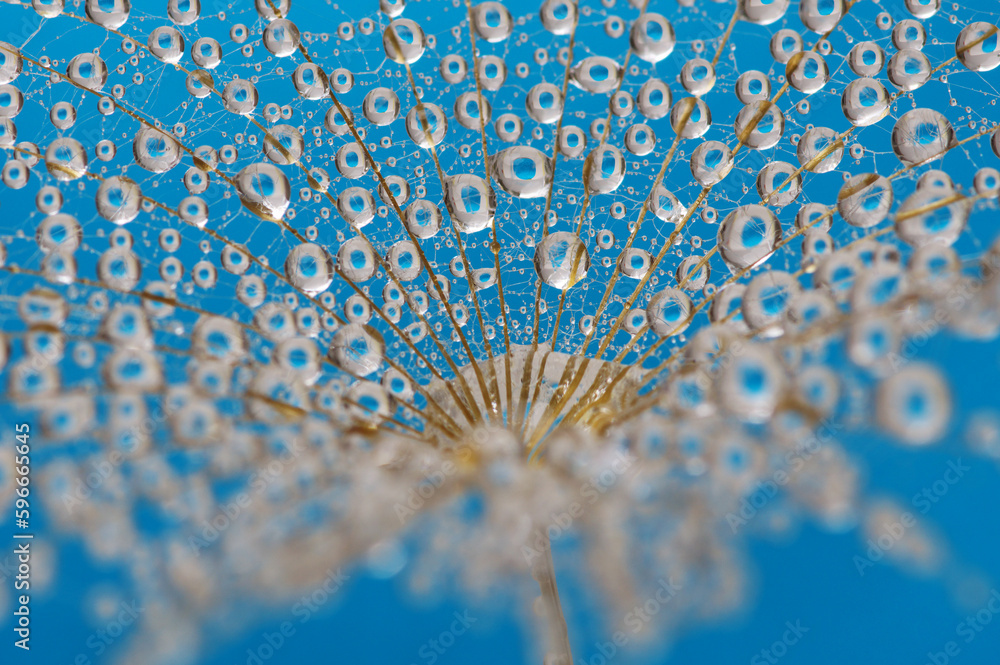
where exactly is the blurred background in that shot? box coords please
[2,0,1000,663]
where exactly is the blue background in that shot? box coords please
[2,0,1000,663]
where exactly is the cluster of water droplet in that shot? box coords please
[2,0,1000,662]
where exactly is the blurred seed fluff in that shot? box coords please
[2,0,1000,661]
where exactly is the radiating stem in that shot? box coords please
[529,530,573,665]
